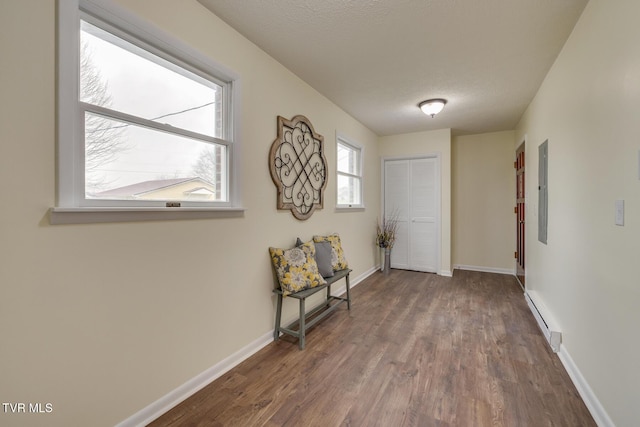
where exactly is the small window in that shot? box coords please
[336,135,364,208]
[57,0,236,210]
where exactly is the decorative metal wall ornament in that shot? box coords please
[269,115,327,220]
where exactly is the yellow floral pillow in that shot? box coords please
[269,241,327,296]
[313,234,349,271]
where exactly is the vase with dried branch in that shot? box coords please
[376,211,399,274]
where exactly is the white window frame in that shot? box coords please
[52,0,244,223]
[336,132,365,210]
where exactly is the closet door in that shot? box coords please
[384,157,438,273]
[384,160,410,269]
[409,158,437,272]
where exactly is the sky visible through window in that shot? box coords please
[337,141,361,205]
[80,20,223,196]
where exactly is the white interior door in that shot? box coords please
[409,158,437,272]
[384,160,409,269]
[384,157,439,273]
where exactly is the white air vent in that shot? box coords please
[525,291,562,353]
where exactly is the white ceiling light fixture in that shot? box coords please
[419,99,447,118]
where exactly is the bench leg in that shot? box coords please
[326,284,332,307]
[299,297,306,350]
[274,293,283,341]
[346,274,351,310]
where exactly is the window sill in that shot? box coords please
[335,205,365,212]
[49,206,246,225]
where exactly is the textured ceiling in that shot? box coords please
[198,0,588,136]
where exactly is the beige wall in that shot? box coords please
[516,0,640,425]
[452,131,516,272]
[378,129,452,275]
[0,1,380,426]
[5,0,635,425]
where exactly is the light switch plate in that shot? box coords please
[615,200,624,226]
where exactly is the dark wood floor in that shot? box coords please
[150,269,596,427]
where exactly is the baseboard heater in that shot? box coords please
[524,291,562,353]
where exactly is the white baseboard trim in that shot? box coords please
[557,347,615,427]
[117,265,378,427]
[453,264,515,276]
[440,269,453,277]
[115,330,274,427]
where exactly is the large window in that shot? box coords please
[57,0,237,212]
[336,135,364,208]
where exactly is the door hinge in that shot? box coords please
[514,251,518,259]
[514,161,518,169]
[514,206,518,214]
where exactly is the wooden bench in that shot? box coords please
[273,268,352,350]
